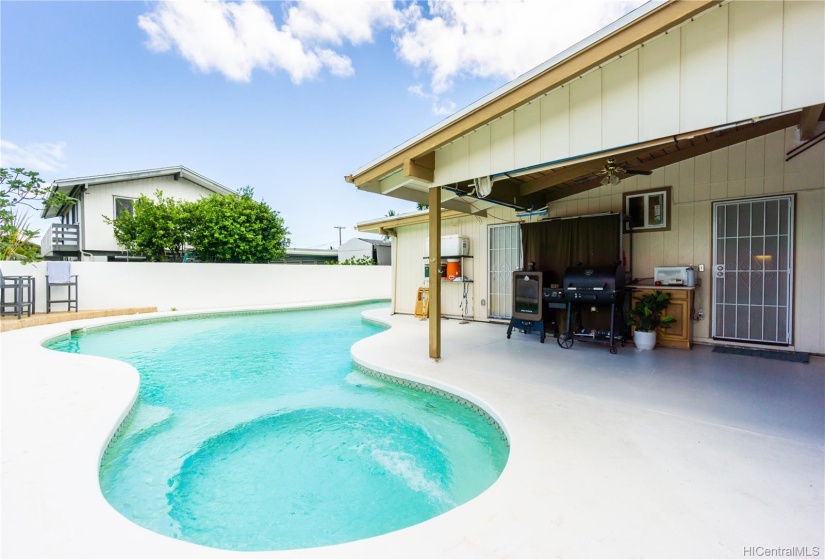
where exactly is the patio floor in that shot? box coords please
[1,305,823,558]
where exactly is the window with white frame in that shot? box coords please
[623,186,671,232]
[114,196,136,219]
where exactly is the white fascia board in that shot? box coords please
[50,166,236,196]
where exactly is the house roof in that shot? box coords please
[345,0,718,192]
[346,0,823,213]
[339,237,392,249]
[358,238,391,247]
[357,210,466,235]
[42,165,236,218]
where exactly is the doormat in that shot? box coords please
[712,346,809,363]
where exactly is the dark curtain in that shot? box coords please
[521,214,621,286]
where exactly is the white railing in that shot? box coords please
[40,224,79,256]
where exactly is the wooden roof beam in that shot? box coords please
[799,103,825,141]
[403,152,435,183]
[625,113,800,174]
[535,113,801,204]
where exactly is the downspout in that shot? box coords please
[79,184,87,256]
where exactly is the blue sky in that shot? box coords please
[2,0,643,249]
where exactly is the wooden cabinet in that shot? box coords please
[630,287,695,349]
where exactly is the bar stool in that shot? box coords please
[46,261,78,313]
[0,268,33,319]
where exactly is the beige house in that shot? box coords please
[347,0,825,357]
[40,166,235,261]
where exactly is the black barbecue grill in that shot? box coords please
[562,264,625,303]
[559,264,626,353]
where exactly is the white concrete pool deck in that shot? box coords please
[1,304,823,558]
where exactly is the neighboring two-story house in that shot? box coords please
[40,166,235,261]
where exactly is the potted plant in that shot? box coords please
[627,290,676,350]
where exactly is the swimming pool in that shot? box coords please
[46,302,509,551]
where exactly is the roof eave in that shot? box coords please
[357,209,468,233]
[347,0,721,187]
[49,165,236,196]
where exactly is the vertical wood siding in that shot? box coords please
[433,1,825,186]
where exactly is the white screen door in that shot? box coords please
[712,196,794,344]
[488,223,521,319]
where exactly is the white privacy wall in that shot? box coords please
[433,0,825,186]
[0,262,391,313]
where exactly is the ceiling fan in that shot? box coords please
[598,159,653,185]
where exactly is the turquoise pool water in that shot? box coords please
[46,302,509,551]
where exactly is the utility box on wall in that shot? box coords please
[423,235,470,257]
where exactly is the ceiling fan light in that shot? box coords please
[609,174,621,186]
[600,176,610,186]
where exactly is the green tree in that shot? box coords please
[1,167,75,262]
[105,190,189,261]
[382,209,396,241]
[326,255,375,265]
[2,213,40,261]
[188,187,289,263]
[105,186,289,263]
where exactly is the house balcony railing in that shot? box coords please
[41,224,79,257]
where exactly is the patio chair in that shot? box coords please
[46,261,78,313]
[0,268,34,319]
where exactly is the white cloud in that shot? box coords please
[284,1,410,46]
[0,140,67,173]
[408,84,456,116]
[316,48,355,77]
[395,0,646,94]
[137,0,352,83]
[137,0,645,112]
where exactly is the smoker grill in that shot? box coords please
[506,272,546,343]
[559,264,626,354]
